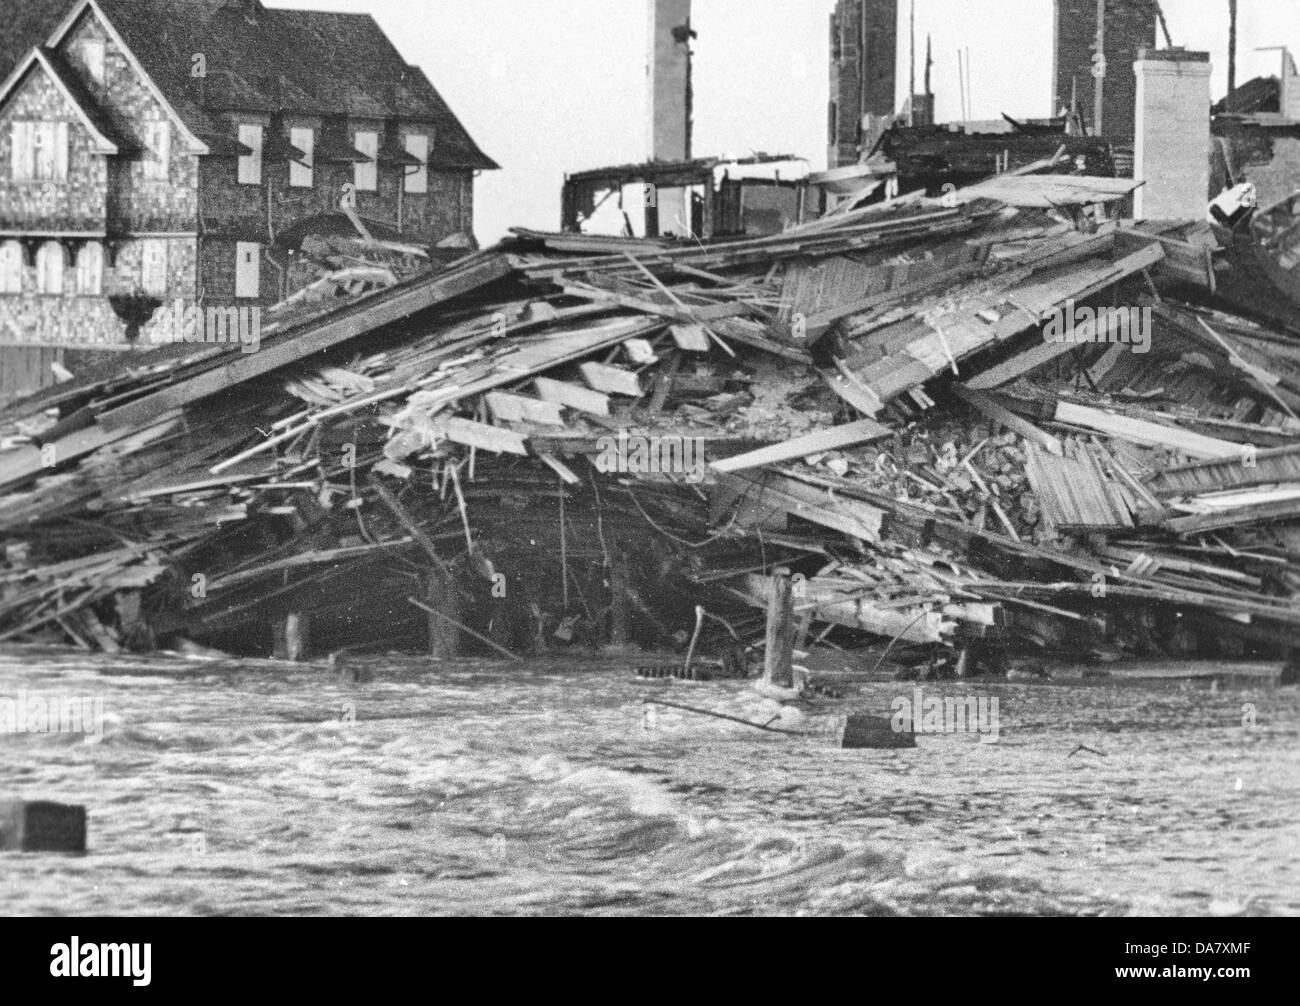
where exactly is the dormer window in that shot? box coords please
[237,123,263,184]
[353,131,378,191]
[404,134,428,194]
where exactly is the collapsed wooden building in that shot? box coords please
[1,178,1299,676]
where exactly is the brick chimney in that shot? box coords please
[1133,47,1211,221]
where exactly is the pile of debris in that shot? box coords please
[1,180,1298,674]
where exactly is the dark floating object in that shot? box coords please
[0,800,87,853]
[841,713,916,749]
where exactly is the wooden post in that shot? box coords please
[272,612,310,662]
[426,568,460,659]
[608,551,630,646]
[763,568,794,686]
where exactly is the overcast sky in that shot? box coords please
[275,0,1300,243]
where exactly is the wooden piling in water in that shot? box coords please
[764,567,794,687]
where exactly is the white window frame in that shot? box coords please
[0,241,22,293]
[36,242,65,295]
[404,134,428,194]
[237,123,263,185]
[75,242,103,295]
[80,39,106,86]
[235,241,260,299]
[289,127,313,187]
[11,122,68,182]
[142,120,170,181]
[141,239,167,297]
[353,130,378,192]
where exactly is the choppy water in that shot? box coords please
[0,647,1296,916]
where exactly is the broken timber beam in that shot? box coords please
[710,419,892,473]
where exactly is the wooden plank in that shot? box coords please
[485,391,565,426]
[579,362,643,396]
[534,377,611,416]
[1053,401,1241,459]
[670,323,711,351]
[1147,444,1300,496]
[950,385,1063,455]
[431,417,528,455]
[710,419,892,474]
[1165,495,1300,533]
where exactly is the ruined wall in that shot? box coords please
[828,0,898,167]
[1053,0,1158,144]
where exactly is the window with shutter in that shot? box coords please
[36,242,65,295]
[11,122,34,181]
[143,121,170,181]
[404,134,428,194]
[0,241,22,294]
[235,242,260,299]
[237,124,263,184]
[289,127,313,187]
[76,242,103,294]
[354,131,377,192]
[141,239,167,296]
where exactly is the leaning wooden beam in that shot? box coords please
[97,254,515,432]
[368,478,452,578]
[950,385,1063,455]
[710,418,892,474]
[407,597,523,661]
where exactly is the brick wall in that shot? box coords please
[828,0,897,167]
[1053,0,1158,144]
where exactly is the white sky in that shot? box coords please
[274,0,1300,243]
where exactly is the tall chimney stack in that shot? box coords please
[647,0,693,235]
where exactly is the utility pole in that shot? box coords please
[1093,0,1106,137]
[1227,0,1238,98]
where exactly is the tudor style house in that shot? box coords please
[0,0,497,399]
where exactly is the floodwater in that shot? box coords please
[0,647,1296,916]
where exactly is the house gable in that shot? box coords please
[46,0,209,155]
[0,53,116,233]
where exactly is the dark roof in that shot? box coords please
[0,0,498,170]
[1214,76,1280,116]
